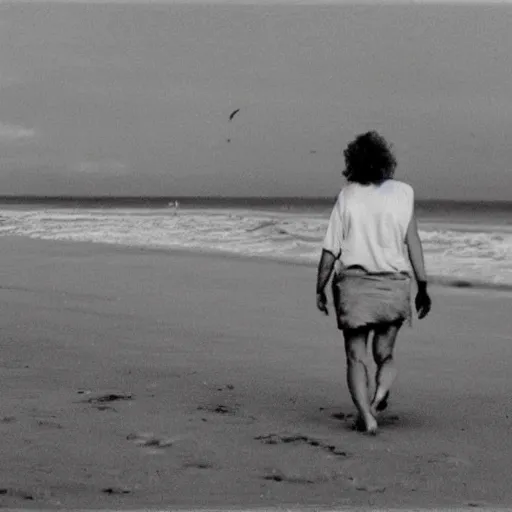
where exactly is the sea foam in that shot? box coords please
[1,207,511,288]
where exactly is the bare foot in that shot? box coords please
[354,414,378,435]
[371,391,389,416]
[365,414,378,435]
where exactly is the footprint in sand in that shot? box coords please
[0,488,34,500]
[426,452,471,467]
[182,461,214,470]
[255,433,348,457]
[376,414,400,426]
[79,392,133,412]
[197,404,237,415]
[355,483,387,493]
[262,472,316,484]
[261,468,319,484]
[36,419,63,429]
[216,384,235,391]
[126,432,175,449]
[261,467,342,485]
[196,403,256,423]
[331,412,348,420]
[102,487,131,495]
[319,407,354,421]
[86,392,133,404]
[93,405,117,412]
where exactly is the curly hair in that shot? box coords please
[342,131,397,185]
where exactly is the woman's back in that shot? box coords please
[316,131,431,435]
[323,179,414,274]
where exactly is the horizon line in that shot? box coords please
[0,195,509,204]
[2,0,512,4]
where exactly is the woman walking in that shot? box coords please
[316,131,431,435]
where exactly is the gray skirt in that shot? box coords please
[331,268,412,330]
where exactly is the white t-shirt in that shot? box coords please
[323,179,414,274]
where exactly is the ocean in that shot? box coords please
[0,197,511,289]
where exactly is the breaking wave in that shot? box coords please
[1,207,512,288]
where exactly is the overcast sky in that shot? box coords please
[0,1,511,199]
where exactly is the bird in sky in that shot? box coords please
[229,108,240,121]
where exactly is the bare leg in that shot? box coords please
[343,328,377,434]
[371,322,401,415]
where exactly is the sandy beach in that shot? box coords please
[1,235,512,509]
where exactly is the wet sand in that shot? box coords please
[1,236,512,509]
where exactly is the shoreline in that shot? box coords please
[2,509,512,512]
[2,233,512,295]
